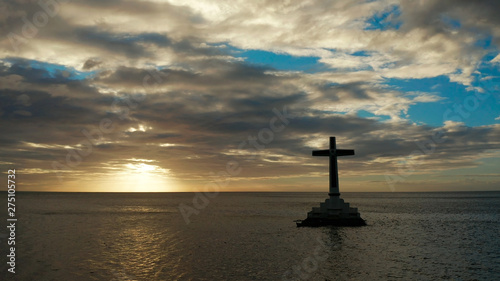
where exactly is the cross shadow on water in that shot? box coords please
[318,227,355,281]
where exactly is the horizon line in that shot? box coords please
[2,190,500,193]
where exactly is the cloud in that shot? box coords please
[1,56,498,189]
[1,0,497,86]
[1,0,499,191]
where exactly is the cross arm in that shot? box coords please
[337,149,355,156]
[312,149,355,156]
[312,150,329,156]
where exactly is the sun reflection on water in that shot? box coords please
[97,209,186,280]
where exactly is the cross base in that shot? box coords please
[296,196,366,227]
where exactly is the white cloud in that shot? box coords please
[492,54,500,64]
[1,0,497,84]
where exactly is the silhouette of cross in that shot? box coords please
[312,137,354,196]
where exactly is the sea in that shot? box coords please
[1,191,499,281]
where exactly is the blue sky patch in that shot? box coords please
[475,35,493,49]
[234,49,328,73]
[28,60,96,80]
[440,15,461,29]
[3,58,96,81]
[357,109,390,121]
[364,5,401,31]
[351,51,372,57]
[386,73,500,127]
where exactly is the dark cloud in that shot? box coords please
[82,59,101,70]
[318,82,374,101]
[2,54,499,186]
[71,28,170,59]
[398,0,500,45]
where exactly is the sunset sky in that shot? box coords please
[1,0,499,192]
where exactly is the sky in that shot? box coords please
[0,0,499,193]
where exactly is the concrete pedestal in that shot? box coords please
[296,196,366,227]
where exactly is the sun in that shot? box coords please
[103,159,177,192]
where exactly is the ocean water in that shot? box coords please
[1,191,499,281]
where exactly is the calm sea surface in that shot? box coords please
[1,191,499,281]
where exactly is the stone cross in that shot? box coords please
[312,137,354,197]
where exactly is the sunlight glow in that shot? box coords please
[126,124,152,133]
[101,159,178,192]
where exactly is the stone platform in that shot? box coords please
[296,196,366,227]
